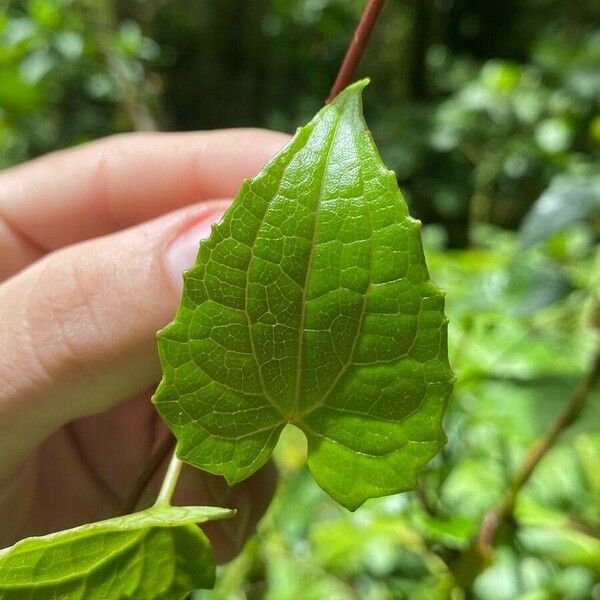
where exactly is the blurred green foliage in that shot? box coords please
[1,0,599,598]
[1,0,599,245]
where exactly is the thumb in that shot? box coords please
[0,200,229,480]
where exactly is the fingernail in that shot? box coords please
[166,209,225,293]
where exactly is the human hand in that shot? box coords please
[0,129,289,562]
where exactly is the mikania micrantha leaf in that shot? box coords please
[154,79,455,510]
[0,506,233,599]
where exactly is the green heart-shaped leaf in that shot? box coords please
[0,506,232,599]
[154,80,454,510]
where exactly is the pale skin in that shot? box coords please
[0,129,290,562]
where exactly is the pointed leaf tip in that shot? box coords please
[328,78,370,107]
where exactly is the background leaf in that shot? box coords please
[0,506,233,599]
[154,80,454,511]
[520,174,600,248]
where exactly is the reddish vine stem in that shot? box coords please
[477,352,600,552]
[327,0,387,102]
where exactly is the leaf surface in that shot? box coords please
[154,80,454,510]
[0,506,232,599]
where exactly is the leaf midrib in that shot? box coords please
[297,133,377,422]
[292,107,344,418]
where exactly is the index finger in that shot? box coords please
[0,129,290,277]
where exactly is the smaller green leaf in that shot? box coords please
[0,505,233,600]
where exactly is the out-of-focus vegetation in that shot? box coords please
[2,0,599,246]
[2,0,599,598]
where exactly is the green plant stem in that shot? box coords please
[477,352,600,551]
[154,451,183,507]
[327,0,387,102]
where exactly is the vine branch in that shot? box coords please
[476,352,600,553]
[327,0,387,102]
